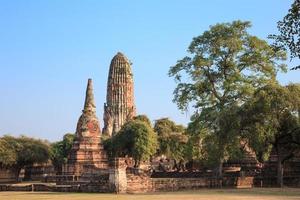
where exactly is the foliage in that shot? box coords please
[49,133,75,174]
[240,84,299,161]
[0,137,18,167]
[0,135,50,178]
[184,121,208,163]
[240,83,300,186]
[169,20,286,176]
[154,118,185,136]
[269,0,300,70]
[154,118,188,163]
[109,120,158,167]
[186,105,244,168]
[133,115,152,127]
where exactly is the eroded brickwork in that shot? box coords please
[63,79,108,176]
[103,52,136,136]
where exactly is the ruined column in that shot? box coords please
[103,52,136,136]
[109,158,128,193]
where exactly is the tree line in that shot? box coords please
[0,134,74,181]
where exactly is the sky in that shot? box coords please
[0,0,299,142]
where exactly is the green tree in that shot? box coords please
[154,118,188,171]
[241,83,300,187]
[186,105,244,170]
[0,135,50,181]
[184,121,208,167]
[169,21,286,178]
[0,137,17,167]
[50,133,75,174]
[133,115,152,127]
[110,120,157,167]
[269,0,300,70]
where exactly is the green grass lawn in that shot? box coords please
[1,188,300,200]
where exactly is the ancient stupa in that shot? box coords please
[63,79,108,176]
[103,52,136,136]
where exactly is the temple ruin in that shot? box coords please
[102,52,136,136]
[63,79,108,177]
[1,53,300,193]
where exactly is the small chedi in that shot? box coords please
[63,79,108,176]
[103,52,136,136]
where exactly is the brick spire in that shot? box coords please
[83,78,96,113]
[75,79,100,139]
[64,79,108,176]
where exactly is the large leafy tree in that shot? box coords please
[0,135,50,181]
[186,105,244,170]
[0,137,17,167]
[241,83,300,187]
[109,119,157,167]
[269,0,300,70]
[154,118,188,171]
[169,21,286,178]
[50,133,75,174]
[133,115,152,127]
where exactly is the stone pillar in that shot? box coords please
[109,158,127,193]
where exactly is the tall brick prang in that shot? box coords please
[103,52,136,136]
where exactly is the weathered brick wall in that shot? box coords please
[253,176,300,187]
[24,165,56,181]
[126,170,152,193]
[108,158,128,193]
[0,168,16,183]
[152,178,208,192]
[125,168,255,193]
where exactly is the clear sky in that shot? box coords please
[0,0,299,142]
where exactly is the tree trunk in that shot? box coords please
[13,166,22,182]
[277,156,284,187]
[134,159,140,168]
[56,165,62,175]
[217,160,223,188]
[173,160,179,171]
[24,166,32,181]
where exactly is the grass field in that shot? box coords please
[1,188,300,200]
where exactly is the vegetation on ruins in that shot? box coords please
[49,133,74,174]
[241,83,300,187]
[106,117,158,167]
[154,118,188,171]
[169,20,287,178]
[269,0,300,70]
[0,135,50,180]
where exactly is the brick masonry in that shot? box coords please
[63,79,108,176]
[103,52,136,136]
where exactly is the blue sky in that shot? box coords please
[0,0,299,141]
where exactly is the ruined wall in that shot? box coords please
[108,158,127,193]
[2,174,300,193]
[24,164,55,181]
[126,172,254,193]
[0,168,16,183]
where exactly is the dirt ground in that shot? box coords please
[1,188,300,200]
